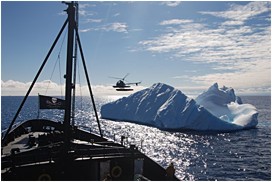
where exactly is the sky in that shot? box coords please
[1,1,271,97]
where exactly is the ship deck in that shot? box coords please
[2,132,46,156]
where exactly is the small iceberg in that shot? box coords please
[101,83,258,132]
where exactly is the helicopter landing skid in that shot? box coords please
[116,88,133,91]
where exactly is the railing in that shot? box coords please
[2,141,143,171]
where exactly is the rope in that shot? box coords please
[58,54,63,97]
[77,58,83,111]
[45,30,67,96]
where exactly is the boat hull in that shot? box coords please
[2,119,178,181]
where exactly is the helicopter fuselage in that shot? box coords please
[113,80,131,88]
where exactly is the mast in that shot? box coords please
[72,2,78,126]
[64,2,76,142]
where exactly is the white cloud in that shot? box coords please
[221,20,244,26]
[160,19,193,25]
[138,2,271,92]
[78,3,96,17]
[85,18,102,23]
[2,78,270,97]
[113,13,120,17]
[190,70,270,89]
[1,80,146,97]
[161,1,181,7]
[172,75,191,79]
[102,22,128,33]
[199,2,270,25]
[79,28,91,33]
[78,9,89,17]
[2,80,26,89]
[79,3,91,9]
[2,80,64,96]
[80,22,128,33]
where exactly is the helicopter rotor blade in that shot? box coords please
[109,76,123,80]
[122,73,130,81]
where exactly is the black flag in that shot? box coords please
[39,95,66,109]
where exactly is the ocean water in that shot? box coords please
[1,95,271,180]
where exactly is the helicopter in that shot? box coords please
[110,73,141,91]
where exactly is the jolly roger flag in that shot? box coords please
[39,95,66,109]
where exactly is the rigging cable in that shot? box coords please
[75,28,103,137]
[77,54,83,112]
[58,53,63,97]
[45,29,67,96]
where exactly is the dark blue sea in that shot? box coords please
[1,95,271,180]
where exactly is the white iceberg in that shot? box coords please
[101,83,258,132]
[195,83,258,129]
